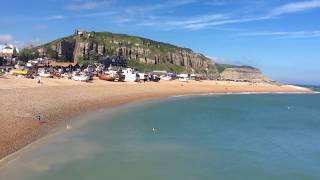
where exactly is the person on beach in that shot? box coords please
[135,73,140,83]
[37,115,41,124]
[36,76,42,84]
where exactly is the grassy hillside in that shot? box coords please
[83,31,192,57]
[216,63,256,73]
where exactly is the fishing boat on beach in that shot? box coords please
[72,72,90,82]
[114,71,125,82]
[10,69,28,76]
[99,72,116,81]
[38,69,53,78]
[178,74,189,82]
[61,73,72,79]
[161,75,172,81]
[122,68,137,82]
[120,68,149,82]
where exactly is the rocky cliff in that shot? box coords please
[35,30,219,77]
[32,30,269,82]
[220,68,270,82]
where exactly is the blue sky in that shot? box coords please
[1,0,320,85]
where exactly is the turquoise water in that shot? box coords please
[1,94,320,180]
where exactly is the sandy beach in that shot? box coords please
[0,76,312,160]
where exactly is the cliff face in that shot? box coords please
[220,68,270,82]
[74,41,215,69]
[36,31,219,77]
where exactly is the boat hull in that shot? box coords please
[99,75,115,81]
[10,70,28,76]
[72,76,89,82]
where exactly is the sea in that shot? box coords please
[1,94,320,180]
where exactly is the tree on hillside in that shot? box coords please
[89,50,100,62]
[19,49,39,61]
[46,48,58,59]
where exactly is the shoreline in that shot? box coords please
[0,90,316,168]
[0,99,152,168]
[0,77,314,162]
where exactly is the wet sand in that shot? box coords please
[0,76,312,160]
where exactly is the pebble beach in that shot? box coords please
[0,76,312,161]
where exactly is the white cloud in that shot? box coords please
[65,0,112,11]
[182,16,270,30]
[39,11,115,22]
[197,0,320,29]
[0,34,13,43]
[76,11,115,18]
[238,30,320,38]
[138,14,270,30]
[7,0,320,33]
[13,38,44,49]
[136,0,320,31]
[270,0,320,16]
[167,14,229,26]
[0,34,44,49]
[0,36,43,49]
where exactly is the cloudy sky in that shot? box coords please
[1,0,320,84]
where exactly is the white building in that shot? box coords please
[0,44,19,58]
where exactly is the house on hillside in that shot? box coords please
[0,44,19,58]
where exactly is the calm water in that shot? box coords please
[1,94,320,180]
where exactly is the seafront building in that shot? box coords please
[0,44,19,59]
